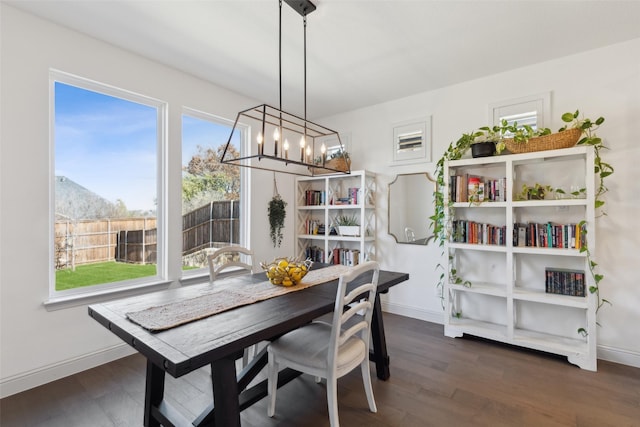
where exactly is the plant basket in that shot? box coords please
[504,128,582,154]
[313,157,351,174]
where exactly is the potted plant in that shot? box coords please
[516,183,553,200]
[335,214,359,236]
[471,126,502,158]
[325,149,351,172]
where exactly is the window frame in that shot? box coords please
[180,107,250,280]
[488,92,551,129]
[47,70,168,306]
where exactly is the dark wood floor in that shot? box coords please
[1,314,639,426]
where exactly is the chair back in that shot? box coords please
[207,246,254,283]
[405,227,416,242]
[328,261,379,367]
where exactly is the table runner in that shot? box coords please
[126,264,351,332]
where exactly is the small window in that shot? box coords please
[489,92,551,133]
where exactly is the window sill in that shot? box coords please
[43,280,173,311]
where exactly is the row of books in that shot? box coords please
[514,222,584,249]
[450,220,585,249]
[451,220,507,245]
[303,187,362,206]
[545,268,586,297]
[449,174,506,203]
[331,247,361,266]
[303,190,326,206]
[303,246,362,266]
[302,220,325,235]
[304,246,326,263]
[333,187,361,205]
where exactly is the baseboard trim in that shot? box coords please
[381,301,640,370]
[0,344,135,399]
[3,303,637,398]
[381,300,443,325]
[597,344,640,369]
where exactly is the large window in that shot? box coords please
[181,110,245,274]
[51,72,166,298]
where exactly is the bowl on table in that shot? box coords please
[260,257,313,287]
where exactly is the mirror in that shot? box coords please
[388,172,435,245]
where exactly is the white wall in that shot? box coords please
[2,4,638,399]
[323,37,640,368]
[0,5,295,398]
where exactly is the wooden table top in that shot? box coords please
[88,268,409,378]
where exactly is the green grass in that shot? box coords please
[56,261,157,291]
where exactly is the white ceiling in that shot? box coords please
[7,0,640,119]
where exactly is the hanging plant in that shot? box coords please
[268,175,287,247]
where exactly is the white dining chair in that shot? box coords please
[207,245,258,366]
[207,245,254,283]
[267,261,379,426]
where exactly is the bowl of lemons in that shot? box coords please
[260,257,313,287]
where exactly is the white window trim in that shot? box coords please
[47,69,168,306]
[488,92,551,129]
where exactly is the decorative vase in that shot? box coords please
[471,141,496,158]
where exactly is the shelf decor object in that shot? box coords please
[504,127,582,154]
[221,0,350,176]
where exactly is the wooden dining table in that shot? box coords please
[88,265,409,427]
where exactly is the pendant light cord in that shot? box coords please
[304,15,307,121]
[273,172,280,197]
[278,0,282,112]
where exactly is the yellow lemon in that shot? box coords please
[282,278,293,287]
[277,259,289,269]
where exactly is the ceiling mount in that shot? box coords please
[284,0,316,17]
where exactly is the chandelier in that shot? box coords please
[220,0,350,176]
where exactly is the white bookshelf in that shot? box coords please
[443,146,597,371]
[295,170,376,266]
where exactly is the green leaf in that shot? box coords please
[577,328,588,337]
[561,112,574,122]
[594,274,603,283]
[589,286,598,293]
[595,200,605,208]
[595,117,605,125]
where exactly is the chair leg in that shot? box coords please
[327,375,340,427]
[360,360,377,413]
[267,351,278,417]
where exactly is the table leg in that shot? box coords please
[211,356,241,427]
[144,359,165,427]
[370,294,391,380]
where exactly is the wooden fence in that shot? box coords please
[182,200,240,256]
[54,201,239,268]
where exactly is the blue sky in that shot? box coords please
[55,82,234,212]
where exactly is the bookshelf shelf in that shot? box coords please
[296,170,376,266]
[443,146,597,371]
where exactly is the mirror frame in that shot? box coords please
[387,172,436,245]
